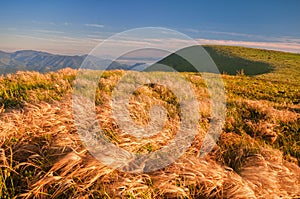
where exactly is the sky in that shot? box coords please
[0,0,300,55]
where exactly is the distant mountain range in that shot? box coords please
[0,45,280,75]
[0,50,146,74]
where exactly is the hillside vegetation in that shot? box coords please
[0,46,299,198]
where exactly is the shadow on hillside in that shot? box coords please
[147,46,274,76]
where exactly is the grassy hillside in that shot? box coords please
[156,45,300,79]
[154,46,275,75]
[0,46,299,198]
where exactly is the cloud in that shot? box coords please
[197,39,300,53]
[275,36,300,44]
[184,29,300,45]
[201,30,254,38]
[1,28,300,56]
[184,29,255,37]
[0,33,97,55]
[31,20,56,25]
[33,29,65,34]
[85,23,104,28]
[184,28,200,33]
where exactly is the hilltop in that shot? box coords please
[0,46,299,198]
[2,45,300,78]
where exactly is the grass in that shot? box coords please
[0,68,76,108]
[0,45,299,198]
[203,46,275,75]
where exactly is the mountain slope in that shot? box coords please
[1,46,300,78]
[146,45,299,76]
[0,50,85,74]
[0,50,146,74]
[0,68,299,198]
[0,46,299,198]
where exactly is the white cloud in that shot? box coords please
[33,29,65,34]
[1,29,300,56]
[197,39,300,53]
[184,28,200,33]
[0,33,97,55]
[184,29,255,37]
[184,29,300,45]
[85,23,104,28]
[201,30,254,38]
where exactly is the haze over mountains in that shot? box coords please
[0,50,147,74]
[0,50,82,74]
[0,45,289,75]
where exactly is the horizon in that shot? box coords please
[0,1,300,198]
[1,1,300,55]
[1,44,300,58]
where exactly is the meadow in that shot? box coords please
[0,46,299,198]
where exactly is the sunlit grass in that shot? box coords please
[0,46,299,198]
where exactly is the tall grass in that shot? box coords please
[0,46,299,198]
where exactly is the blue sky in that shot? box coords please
[0,0,300,55]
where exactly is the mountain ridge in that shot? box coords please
[1,45,300,76]
[0,49,146,74]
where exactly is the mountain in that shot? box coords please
[2,46,299,76]
[0,50,83,74]
[1,48,299,198]
[0,50,146,74]
[146,45,276,75]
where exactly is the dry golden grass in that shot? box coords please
[0,69,299,198]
